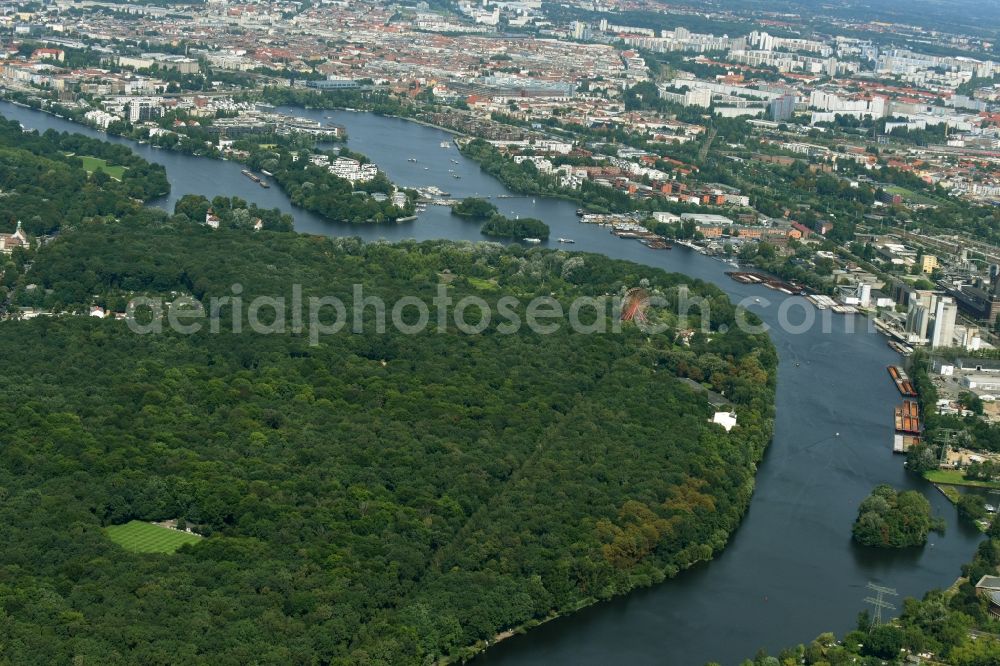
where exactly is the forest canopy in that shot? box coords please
[451,197,498,219]
[0,114,170,235]
[0,220,776,664]
[480,213,550,240]
[852,484,944,548]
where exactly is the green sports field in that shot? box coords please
[105,521,202,553]
[64,153,127,180]
[78,155,127,180]
[883,184,938,206]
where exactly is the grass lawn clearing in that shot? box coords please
[105,520,201,553]
[924,469,1000,489]
[77,155,127,180]
[467,276,500,291]
[935,484,961,503]
[884,184,938,206]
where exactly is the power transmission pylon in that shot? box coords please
[933,428,963,465]
[864,582,897,630]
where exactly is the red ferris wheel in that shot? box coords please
[621,287,649,323]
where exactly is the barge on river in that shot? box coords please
[892,400,922,453]
[888,365,918,397]
[894,400,921,434]
[725,271,803,295]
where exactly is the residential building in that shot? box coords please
[769,94,796,121]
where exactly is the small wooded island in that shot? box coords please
[450,197,551,240]
[480,213,550,240]
[852,485,945,548]
[450,196,498,219]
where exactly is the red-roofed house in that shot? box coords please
[791,222,813,238]
[32,48,64,62]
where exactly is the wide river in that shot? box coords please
[0,100,986,664]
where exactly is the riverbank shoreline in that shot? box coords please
[930,484,990,532]
[456,547,734,664]
[0,94,422,225]
[925,470,1000,490]
[0,98,983,666]
[457,141,601,212]
[389,114,465,136]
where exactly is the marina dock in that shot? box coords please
[577,213,672,249]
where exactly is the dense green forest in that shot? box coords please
[172,194,294,232]
[0,220,776,664]
[852,484,944,548]
[0,114,169,235]
[448,199,548,239]
[451,197,498,219]
[480,214,550,240]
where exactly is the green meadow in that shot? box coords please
[105,521,201,554]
